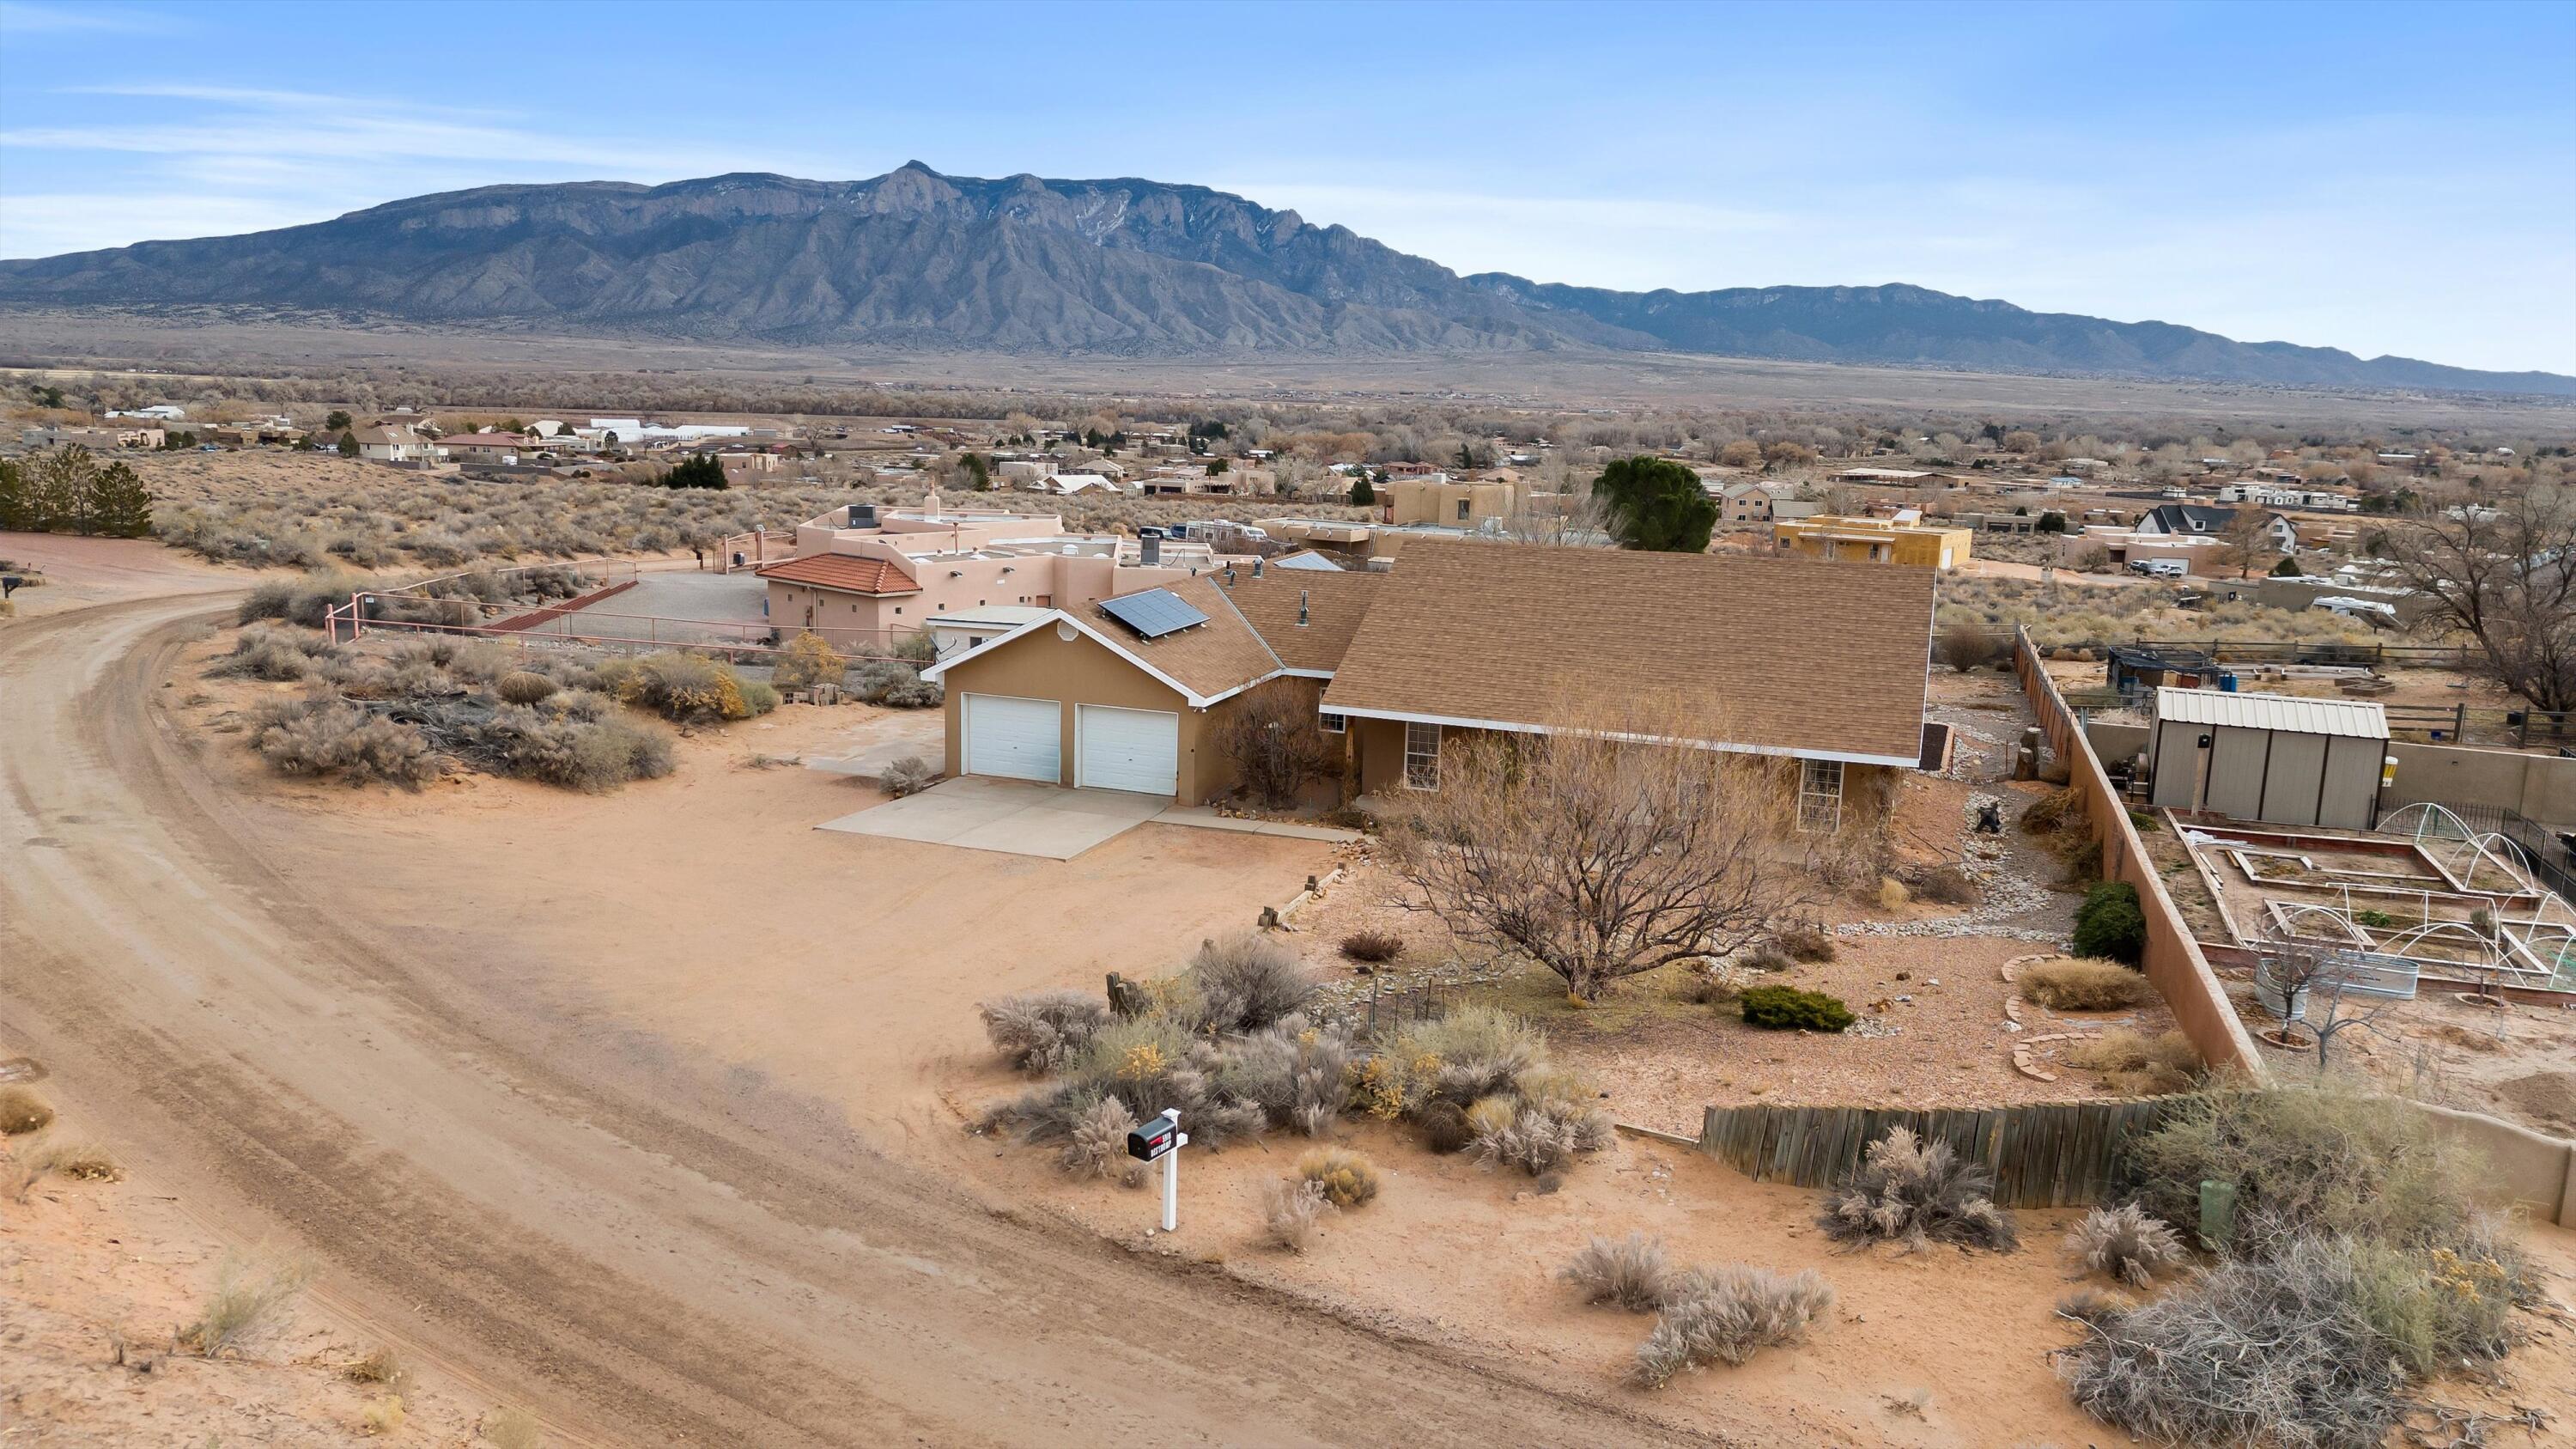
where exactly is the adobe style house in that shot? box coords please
[915,539,1935,820]
[754,499,1216,654]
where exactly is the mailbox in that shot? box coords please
[1127,1109,1181,1162]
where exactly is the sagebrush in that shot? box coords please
[1820,1126,2016,1251]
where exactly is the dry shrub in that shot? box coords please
[977,989,1110,1075]
[1820,1126,2016,1252]
[1218,1015,1353,1136]
[1337,930,1403,965]
[878,755,938,798]
[495,669,557,704]
[344,1345,410,1389]
[2066,1203,2187,1288]
[1060,1095,1145,1185]
[1263,1177,1333,1252]
[359,1395,406,1436]
[2061,1234,2410,1449]
[614,650,770,723]
[38,1142,118,1182]
[253,692,441,787]
[458,705,674,791]
[1562,1232,1673,1312]
[1295,1148,1381,1208]
[179,1252,313,1358]
[0,1087,52,1135]
[237,571,361,628]
[2019,958,2154,1012]
[1876,876,1910,910]
[1182,935,1319,1036]
[483,1406,546,1449]
[771,631,847,691]
[1632,1265,1835,1385]
[2020,786,2083,836]
[2068,1029,2198,1095]
[1399,1004,1549,1106]
[1773,921,1837,962]
[1471,1096,1611,1177]
[1911,864,1981,904]
[1415,1099,1473,1154]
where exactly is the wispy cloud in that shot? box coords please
[0,84,841,257]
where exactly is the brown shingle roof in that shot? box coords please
[1210,565,1383,674]
[1085,573,1281,702]
[756,553,920,595]
[1320,539,1933,763]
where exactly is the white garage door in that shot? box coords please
[964,694,1061,783]
[1077,704,1180,796]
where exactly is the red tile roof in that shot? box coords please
[755,553,920,595]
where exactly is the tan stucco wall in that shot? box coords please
[935,625,1221,801]
[2384,740,2576,828]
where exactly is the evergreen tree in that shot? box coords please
[84,460,154,539]
[29,447,94,534]
[0,458,27,531]
[324,409,352,432]
[1350,472,1376,506]
[337,430,361,458]
[1593,455,1717,553]
[658,454,729,490]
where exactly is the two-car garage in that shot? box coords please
[961,693,1179,797]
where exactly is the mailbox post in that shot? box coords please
[1125,1108,1188,1232]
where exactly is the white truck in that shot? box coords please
[2129,557,2190,579]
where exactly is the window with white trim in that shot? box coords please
[1797,758,1844,833]
[1320,710,1346,734]
[1403,721,1441,790]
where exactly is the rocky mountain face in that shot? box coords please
[3,163,2565,395]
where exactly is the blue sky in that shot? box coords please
[3,0,2570,373]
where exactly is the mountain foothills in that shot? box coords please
[3,163,2567,396]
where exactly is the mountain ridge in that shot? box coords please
[3,163,2566,397]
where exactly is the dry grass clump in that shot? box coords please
[1059,1095,1145,1185]
[2065,1204,2188,1288]
[178,1252,313,1358]
[1820,1126,2017,1252]
[344,1345,411,1388]
[1294,1148,1381,1209]
[1337,929,1404,965]
[2020,786,2084,837]
[0,1087,53,1135]
[1631,1265,1835,1385]
[977,989,1111,1075]
[495,669,557,704]
[1218,1015,1354,1137]
[482,1406,547,1449]
[2019,958,2154,1011]
[1262,1177,1333,1252]
[599,650,777,724]
[254,691,444,787]
[358,1395,407,1436]
[2067,1029,2199,1095]
[878,755,939,797]
[1176,935,1321,1037]
[1562,1232,1673,1312]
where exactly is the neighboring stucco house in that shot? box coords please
[1773,513,1973,569]
[919,539,1935,822]
[1386,477,1524,527]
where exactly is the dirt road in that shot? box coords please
[0,593,1718,1447]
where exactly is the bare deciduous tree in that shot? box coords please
[2257,936,2397,1070]
[1935,618,2003,673]
[2380,486,2576,713]
[1378,704,1818,1001]
[1493,484,1613,547]
[2211,507,2279,579]
[1216,685,1335,810]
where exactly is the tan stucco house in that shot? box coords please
[916,539,1935,819]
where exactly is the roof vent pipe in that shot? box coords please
[1252,557,1264,577]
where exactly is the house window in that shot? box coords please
[1797,758,1844,833]
[1321,711,1346,735]
[1456,499,1471,521]
[1403,721,1441,790]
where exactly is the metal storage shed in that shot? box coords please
[2146,686,2389,829]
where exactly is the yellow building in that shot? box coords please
[1773,514,1972,569]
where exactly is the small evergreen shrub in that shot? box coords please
[1740,985,1856,1032]
[2071,880,2146,965]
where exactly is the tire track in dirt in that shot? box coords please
[0,595,1722,1448]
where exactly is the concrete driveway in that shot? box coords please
[817,776,1169,860]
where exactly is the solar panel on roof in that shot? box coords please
[1100,588,1209,640]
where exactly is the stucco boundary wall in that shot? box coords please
[2013,627,2268,1078]
[2413,1102,2575,1227]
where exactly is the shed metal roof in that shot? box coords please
[2154,686,2388,740]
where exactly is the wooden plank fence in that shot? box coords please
[1698,1097,2191,1209]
